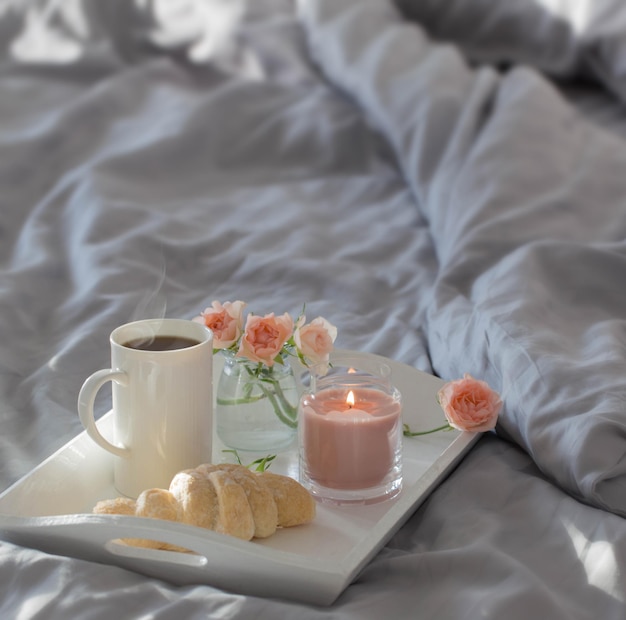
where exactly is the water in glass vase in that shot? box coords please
[216,352,299,452]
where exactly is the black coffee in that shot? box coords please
[122,335,201,352]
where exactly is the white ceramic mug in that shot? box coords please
[78,318,213,498]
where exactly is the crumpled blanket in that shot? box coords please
[298,0,626,516]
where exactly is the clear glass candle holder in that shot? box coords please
[298,354,403,505]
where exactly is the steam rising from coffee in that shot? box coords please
[130,261,167,348]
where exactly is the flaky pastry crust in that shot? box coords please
[93,463,316,548]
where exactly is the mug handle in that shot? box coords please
[78,369,131,458]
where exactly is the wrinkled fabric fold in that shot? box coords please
[2,1,626,618]
[298,0,626,515]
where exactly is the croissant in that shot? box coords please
[93,463,316,548]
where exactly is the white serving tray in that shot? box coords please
[0,351,479,606]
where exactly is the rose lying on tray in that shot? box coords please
[93,463,316,549]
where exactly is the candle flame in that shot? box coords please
[346,390,355,408]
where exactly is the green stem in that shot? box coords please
[227,360,298,429]
[272,379,298,422]
[216,394,266,406]
[403,422,452,437]
[257,381,298,429]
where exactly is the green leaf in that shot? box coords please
[221,449,277,471]
[249,454,277,472]
[222,449,243,465]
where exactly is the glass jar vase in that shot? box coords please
[215,351,299,452]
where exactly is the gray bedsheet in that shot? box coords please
[1,0,625,618]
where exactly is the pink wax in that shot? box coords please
[300,387,402,490]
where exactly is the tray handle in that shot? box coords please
[104,537,210,568]
[1,513,251,569]
[86,514,240,564]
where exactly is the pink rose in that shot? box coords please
[237,312,294,366]
[294,316,337,366]
[193,300,246,349]
[437,374,502,432]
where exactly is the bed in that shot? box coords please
[1,0,626,617]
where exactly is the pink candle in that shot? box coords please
[300,387,402,490]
